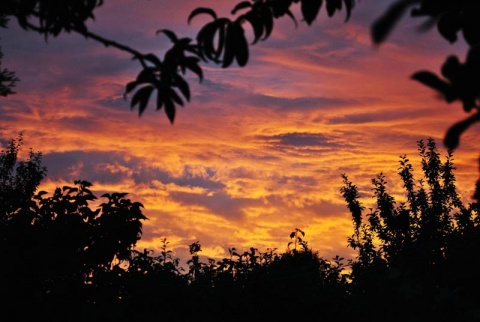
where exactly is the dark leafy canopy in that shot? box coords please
[341,138,480,321]
[0,138,350,320]
[3,137,480,321]
[0,57,18,96]
[0,133,46,215]
[1,181,148,321]
[0,13,18,96]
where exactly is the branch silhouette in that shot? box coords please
[2,0,480,196]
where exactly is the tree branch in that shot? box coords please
[75,28,145,59]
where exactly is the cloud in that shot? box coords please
[42,151,133,183]
[42,150,227,192]
[258,132,334,147]
[2,0,480,268]
[169,190,260,221]
[326,106,434,125]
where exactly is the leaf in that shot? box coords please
[301,0,323,25]
[411,71,455,102]
[184,57,203,81]
[344,0,354,21]
[116,192,129,199]
[156,91,164,111]
[326,0,341,17]
[156,29,178,43]
[270,0,294,18]
[231,23,249,67]
[125,81,138,95]
[462,16,480,47]
[444,113,480,150]
[168,88,184,106]
[164,98,176,124]
[244,14,264,44]
[188,7,217,25]
[197,22,219,61]
[262,9,274,39]
[437,12,461,44]
[197,19,230,63]
[173,75,191,101]
[440,56,461,80]
[133,201,145,209]
[285,9,298,27]
[474,179,480,201]
[466,46,480,66]
[371,0,414,44]
[215,20,228,60]
[222,24,236,68]
[131,86,154,116]
[231,1,252,15]
[143,53,162,68]
[135,67,155,83]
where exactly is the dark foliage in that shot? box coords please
[341,138,480,321]
[0,134,46,215]
[0,0,353,122]
[2,137,479,321]
[372,0,480,197]
[0,14,18,96]
[125,0,353,121]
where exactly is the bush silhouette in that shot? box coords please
[341,138,480,321]
[2,137,480,321]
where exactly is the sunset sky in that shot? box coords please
[1,0,479,265]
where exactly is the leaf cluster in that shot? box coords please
[373,0,480,150]
[1,0,103,37]
[0,17,19,97]
[1,0,354,122]
[0,133,46,214]
[124,0,353,122]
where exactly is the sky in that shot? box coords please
[1,0,479,266]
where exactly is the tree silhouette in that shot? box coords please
[0,139,147,320]
[341,138,480,321]
[2,135,480,320]
[0,49,18,96]
[0,133,46,216]
[0,13,18,96]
